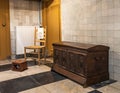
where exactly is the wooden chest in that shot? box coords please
[52,42,109,87]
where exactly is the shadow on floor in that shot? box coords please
[0,60,53,72]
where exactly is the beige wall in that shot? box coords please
[9,0,41,58]
[61,0,120,81]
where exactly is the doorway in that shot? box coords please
[0,0,11,60]
[42,0,61,56]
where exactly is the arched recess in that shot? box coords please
[42,0,61,56]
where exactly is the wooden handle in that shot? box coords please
[2,23,6,27]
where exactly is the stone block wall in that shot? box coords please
[61,0,120,81]
[9,0,41,58]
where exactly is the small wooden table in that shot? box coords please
[12,60,27,71]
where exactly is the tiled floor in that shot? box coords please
[0,58,120,93]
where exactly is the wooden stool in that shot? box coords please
[12,60,27,71]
